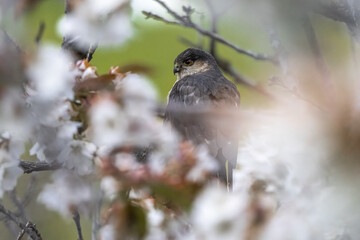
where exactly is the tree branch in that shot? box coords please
[72,210,84,240]
[142,11,178,25]
[35,21,45,45]
[19,160,62,174]
[143,0,277,63]
[0,204,42,240]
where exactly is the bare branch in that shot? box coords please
[143,0,277,63]
[35,21,45,45]
[152,0,183,20]
[73,210,84,240]
[16,227,26,240]
[0,204,42,240]
[142,11,179,25]
[19,160,62,174]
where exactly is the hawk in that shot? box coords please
[165,48,240,189]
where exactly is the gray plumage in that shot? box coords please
[165,48,240,189]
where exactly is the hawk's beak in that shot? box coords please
[173,65,180,75]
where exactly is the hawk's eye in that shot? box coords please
[184,59,193,66]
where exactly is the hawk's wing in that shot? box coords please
[165,69,240,188]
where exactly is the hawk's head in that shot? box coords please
[173,48,218,80]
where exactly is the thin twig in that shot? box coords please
[16,227,26,240]
[152,0,183,20]
[143,0,277,63]
[73,210,84,240]
[0,203,24,228]
[143,10,274,62]
[142,11,178,25]
[35,21,45,45]
[19,160,62,174]
[0,204,42,240]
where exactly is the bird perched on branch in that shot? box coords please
[165,48,240,190]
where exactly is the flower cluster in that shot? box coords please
[58,0,133,49]
[23,49,219,239]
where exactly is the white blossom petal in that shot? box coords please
[38,170,92,217]
[26,45,75,101]
[0,148,22,198]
